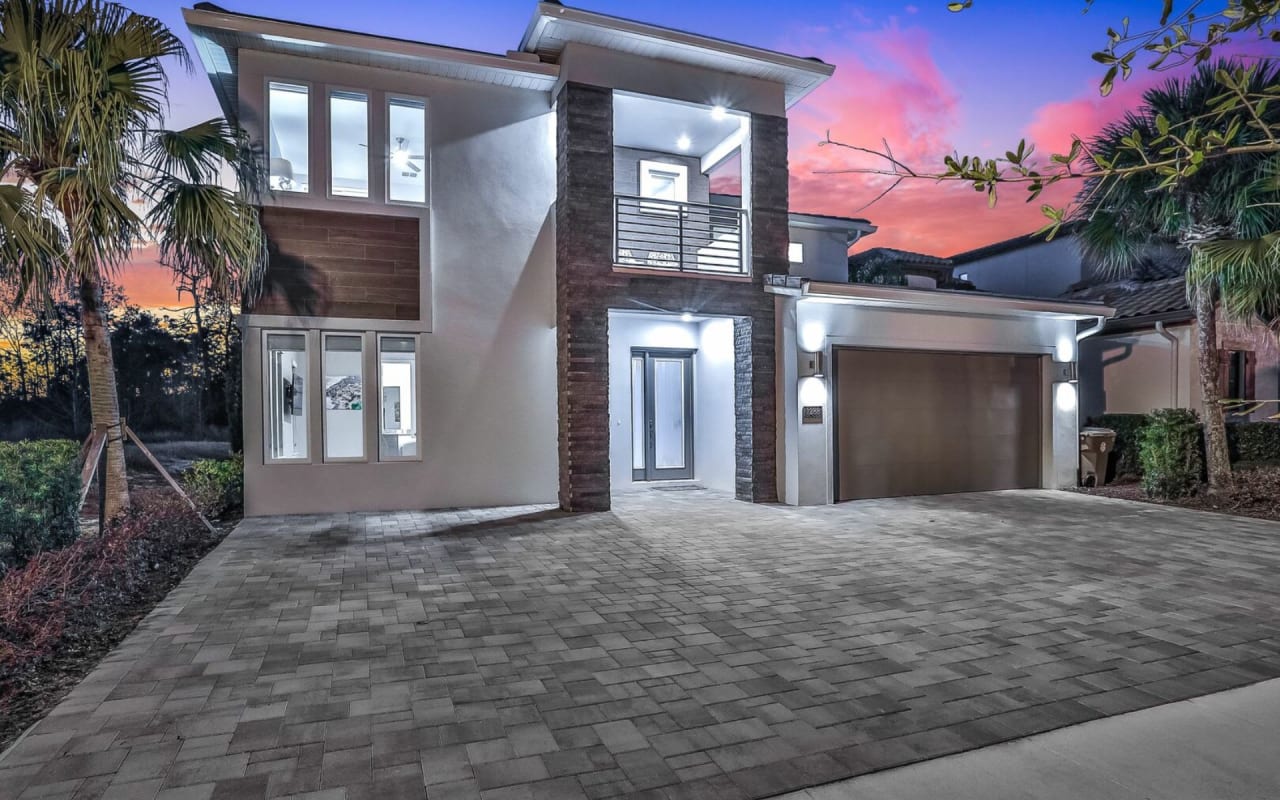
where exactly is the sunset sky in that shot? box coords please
[123,0,1172,307]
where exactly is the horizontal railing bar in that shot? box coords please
[614,193,746,214]
[614,193,748,275]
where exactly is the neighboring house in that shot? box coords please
[847,247,971,289]
[952,230,1280,423]
[185,1,1108,515]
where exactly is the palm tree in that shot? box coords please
[0,0,266,518]
[1076,59,1280,495]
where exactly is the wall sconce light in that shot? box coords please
[799,351,825,379]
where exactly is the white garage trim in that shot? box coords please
[774,282,1113,506]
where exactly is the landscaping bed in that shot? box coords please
[1079,465,1280,523]
[0,479,233,752]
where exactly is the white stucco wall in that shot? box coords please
[956,236,1086,298]
[239,51,559,515]
[695,318,737,493]
[787,226,851,284]
[1079,326,1195,420]
[1081,320,1280,422]
[607,312,736,494]
[777,295,1082,505]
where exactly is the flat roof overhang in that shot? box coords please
[768,279,1115,322]
[520,2,835,108]
[184,6,561,124]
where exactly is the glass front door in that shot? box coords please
[631,349,695,481]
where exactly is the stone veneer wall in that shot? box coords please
[556,81,783,511]
[253,208,420,321]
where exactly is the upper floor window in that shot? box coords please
[268,82,309,193]
[329,90,369,198]
[388,97,427,204]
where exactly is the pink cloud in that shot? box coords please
[782,20,1053,256]
[779,19,1232,257]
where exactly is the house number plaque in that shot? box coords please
[802,406,823,424]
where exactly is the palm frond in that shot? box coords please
[148,181,266,300]
[0,184,65,303]
[1191,233,1280,323]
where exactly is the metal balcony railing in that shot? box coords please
[614,194,749,276]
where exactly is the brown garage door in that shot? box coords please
[835,348,1042,501]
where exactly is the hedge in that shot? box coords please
[1086,414,1280,480]
[1227,422,1280,464]
[1139,409,1204,499]
[0,440,80,575]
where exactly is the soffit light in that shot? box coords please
[676,134,692,151]
[710,105,728,121]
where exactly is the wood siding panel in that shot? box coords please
[251,207,421,321]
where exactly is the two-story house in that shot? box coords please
[186,1,1109,515]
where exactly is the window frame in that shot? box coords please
[1222,347,1257,406]
[262,329,312,465]
[376,333,423,463]
[638,159,688,217]
[385,94,430,207]
[639,159,689,201]
[321,332,368,463]
[326,87,372,201]
[265,79,313,196]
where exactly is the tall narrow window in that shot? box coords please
[323,334,364,460]
[264,333,308,461]
[268,82,309,193]
[388,97,427,204]
[330,90,369,198]
[379,336,418,459]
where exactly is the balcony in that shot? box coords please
[614,195,749,275]
[611,91,751,278]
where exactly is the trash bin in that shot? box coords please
[1079,427,1117,487]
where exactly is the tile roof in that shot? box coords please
[848,247,952,268]
[1062,250,1192,322]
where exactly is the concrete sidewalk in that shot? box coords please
[780,676,1280,799]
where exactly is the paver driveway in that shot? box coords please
[5,489,1280,800]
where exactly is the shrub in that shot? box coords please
[184,455,243,520]
[1088,413,1151,480]
[0,440,80,575]
[0,491,205,678]
[1227,422,1280,465]
[1140,409,1204,499]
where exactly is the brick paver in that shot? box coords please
[5,490,1280,799]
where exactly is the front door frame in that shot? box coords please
[631,347,696,481]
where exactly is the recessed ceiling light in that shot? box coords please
[711,105,727,120]
[676,134,692,151]
[680,312,694,322]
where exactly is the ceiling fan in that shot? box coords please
[390,137,425,176]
